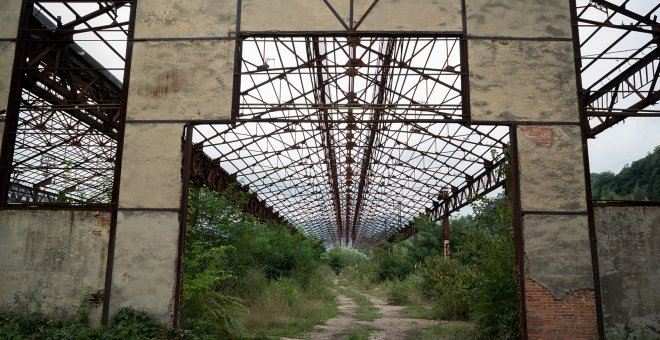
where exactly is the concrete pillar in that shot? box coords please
[0,1,21,151]
[467,0,598,338]
[108,0,236,325]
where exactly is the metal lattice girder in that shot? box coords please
[576,0,660,137]
[190,145,286,225]
[234,35,465,123]
[192,119,508,245]
[0,1,133,205]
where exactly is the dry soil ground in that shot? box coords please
[283,287,440,340]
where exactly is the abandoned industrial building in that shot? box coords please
[0,0,658,339]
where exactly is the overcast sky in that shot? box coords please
[588,118,660,174]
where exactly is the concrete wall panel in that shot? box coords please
[118,123,182,209]
[466,0,572,38]
[109,211,179,324]
[0,0,21,39]
[127,41,234,121]
[595,205,660,337]
[524,214,593,298]
[469,40,579,122]
[135,0,236,39]
[518,125,587,212]
[0,210,109,324]
[0,42,16,114]
[241,0,346,31]
[354,0,462,32]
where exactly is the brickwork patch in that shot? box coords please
[520,126,553,147]
[525,275,597,339]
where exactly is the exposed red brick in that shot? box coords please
[525,275,597,339]
[94,211,111,229]
[520,126,553,147]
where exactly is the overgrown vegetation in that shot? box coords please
[591,145,660,201]
[181,185,337,338]
[336,196,519,339]
[0,307,182,339]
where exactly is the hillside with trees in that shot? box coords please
[591,146,660,201]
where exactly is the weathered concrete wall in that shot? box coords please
[0,210,110,325]
[352,0,462,32]
[109,211,180,324]
[0,1,21,115]
[469,41,579,122]
[595,205,660,338]
[241,0,462,32]
[135,0,236,39]
[466,0,572,38]
[118,123,183,209]
[127,41,234,121]
[0,42,15,115]
[524,214,593,298]
[518,125,587,211]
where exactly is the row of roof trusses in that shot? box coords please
[233,35,466,123]
[0,1,133,205]
[192,120,508,245]
[576,0,660,137]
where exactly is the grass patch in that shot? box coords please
[339,288,383,321]
[239,270,339,338]
[399,305,437,320]
[0,307,189,340]
[406,321,478,340]
[344,324,382,340]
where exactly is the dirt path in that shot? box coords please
[284,287,440,340]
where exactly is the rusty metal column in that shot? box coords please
[442,214,450,259]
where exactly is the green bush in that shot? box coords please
[183,186,336,338]
[386,280,411,305]
[419,255,476,320]
[0,307,174,340]
[374,243,414,281]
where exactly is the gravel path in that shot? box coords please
[284,287,440,340]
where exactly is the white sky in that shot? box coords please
[588,118,660,174]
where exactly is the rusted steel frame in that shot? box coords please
[189,147,285,224]
[239,74,345,120]
[571,1,606,335]
[102,0,137,326]
[310,37,345,244]
[428,160,506,220]
[352,0,380,30]
[578,18,656,35]
[584,43,659,100]
[239,49,334,97]
[508,126,527,339]
[221,128,323,175]
[592,0,659,28]
[359,40,462,94]
[9,127,94,167]
[589,90,660,137]
[371,131,491,183]
[383,115,497,162]
[60,2,127,61]
[593,200,660,207]
[173,124,193,327]
[22,78,118,137]
[350,38,395,243]
[321,0,350,31]
[0,1,37,204]
[55,3,118,30]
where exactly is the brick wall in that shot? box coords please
[525,275,598,339]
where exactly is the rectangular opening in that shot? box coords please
[0,1,135,206]
[234,35,465,123]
